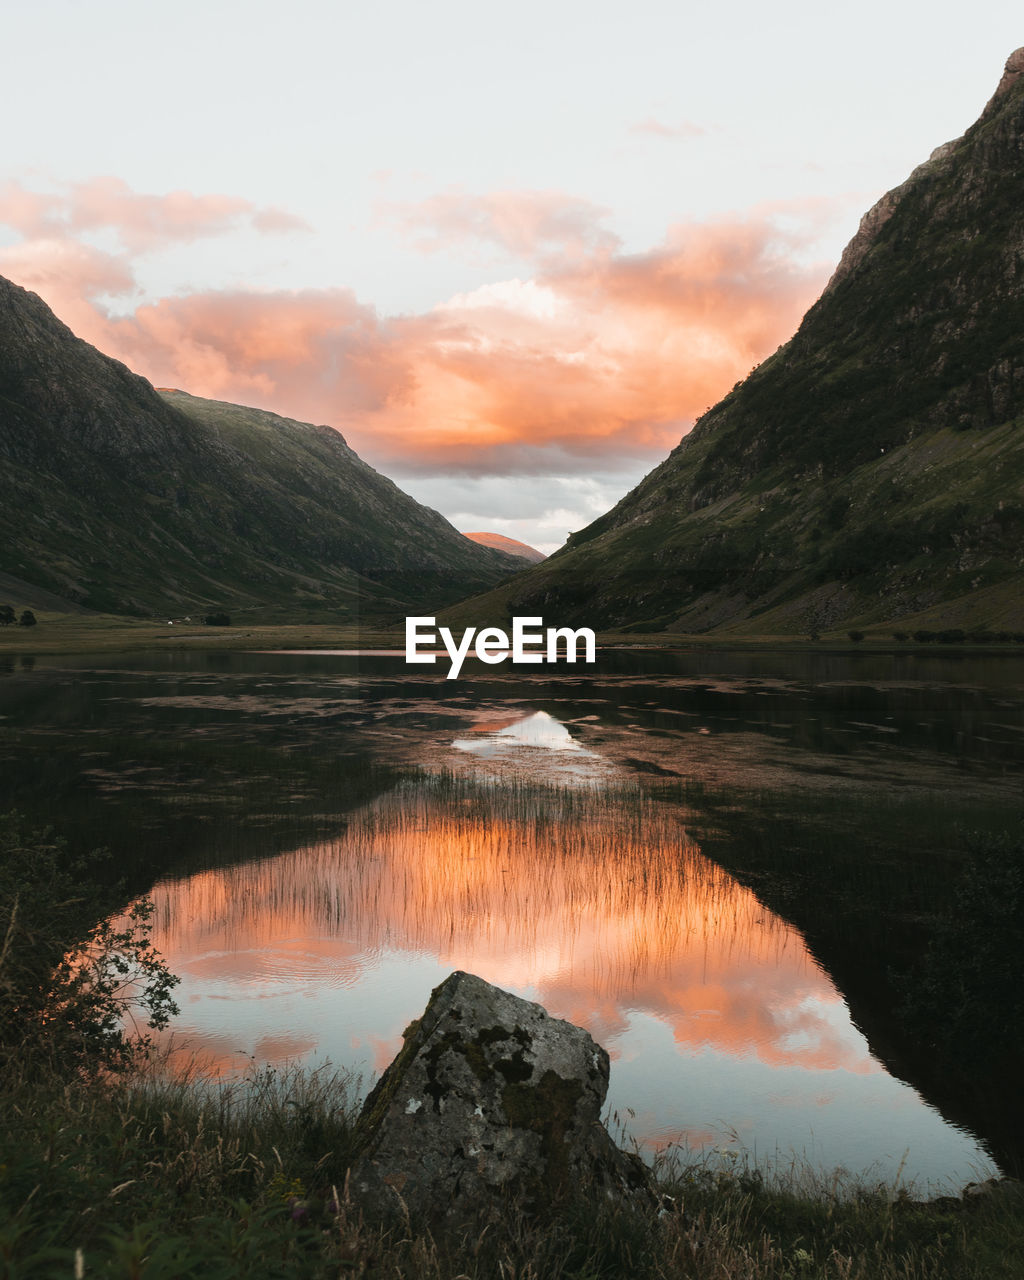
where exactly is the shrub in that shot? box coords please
[0,814,179,1076]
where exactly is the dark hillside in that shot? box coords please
[0,277,522,619]
[452,49,1024,636]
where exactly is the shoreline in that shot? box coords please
[5,612,1024,656]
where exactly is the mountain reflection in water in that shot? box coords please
[451,709,612,783]
[146,711,994,1189]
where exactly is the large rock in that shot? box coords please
[348,971,652,1225]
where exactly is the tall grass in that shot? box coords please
[1,1054,1022,1279]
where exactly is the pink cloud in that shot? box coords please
[0,180,63,238]
[382,188,620,264]
[0,179,835,476]
[0,238,137,337]
[0,176,310,254]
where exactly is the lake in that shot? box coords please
[2,645,1022,1192]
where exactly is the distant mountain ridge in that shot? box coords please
[0,276,524,619]
[453,49,1024,636]
[463,532,546,564]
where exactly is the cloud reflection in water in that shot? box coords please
[143,710,994,1185]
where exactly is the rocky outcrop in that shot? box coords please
[984,46,1024,114]
[348,971,652,1225]
[821,137,961,298]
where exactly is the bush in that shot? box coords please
[0,814,179,1076]
[847,629,865,643]
[204,612,232,626]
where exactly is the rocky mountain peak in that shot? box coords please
[986,46,1024,109]
[824,47,1024,301]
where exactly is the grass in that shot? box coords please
[0,612,405,655]
[8,610,1024,655]
[1,1055,1022,1279]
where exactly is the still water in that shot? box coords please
[3,646,1022,1190]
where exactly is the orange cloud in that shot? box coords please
[99,288,402,413]
[0,179,833,475]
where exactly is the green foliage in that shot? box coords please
[0,813,179,1075]
[17,609,35,627]
[0,604,14,626]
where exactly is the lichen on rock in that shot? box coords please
[348,970,652,1225]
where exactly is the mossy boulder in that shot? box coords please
[348,971,652,1225]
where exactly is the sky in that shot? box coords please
[1,1,1021,553]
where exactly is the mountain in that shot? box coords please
[455,49,1024,636]
[0,277,524,619]
[463,532,546,564]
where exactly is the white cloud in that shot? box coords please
[399,469,651,557]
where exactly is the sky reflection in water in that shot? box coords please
[146,705,994,1191]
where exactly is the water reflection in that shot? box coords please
[455,709,586,751]
[147,771,993,1188]
[452,709,612,784]
[8,649,1017,1184]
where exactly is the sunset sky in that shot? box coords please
[2,2,1020,551]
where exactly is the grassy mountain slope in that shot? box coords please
[0,278,523,620]
[451,50,1024,636]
